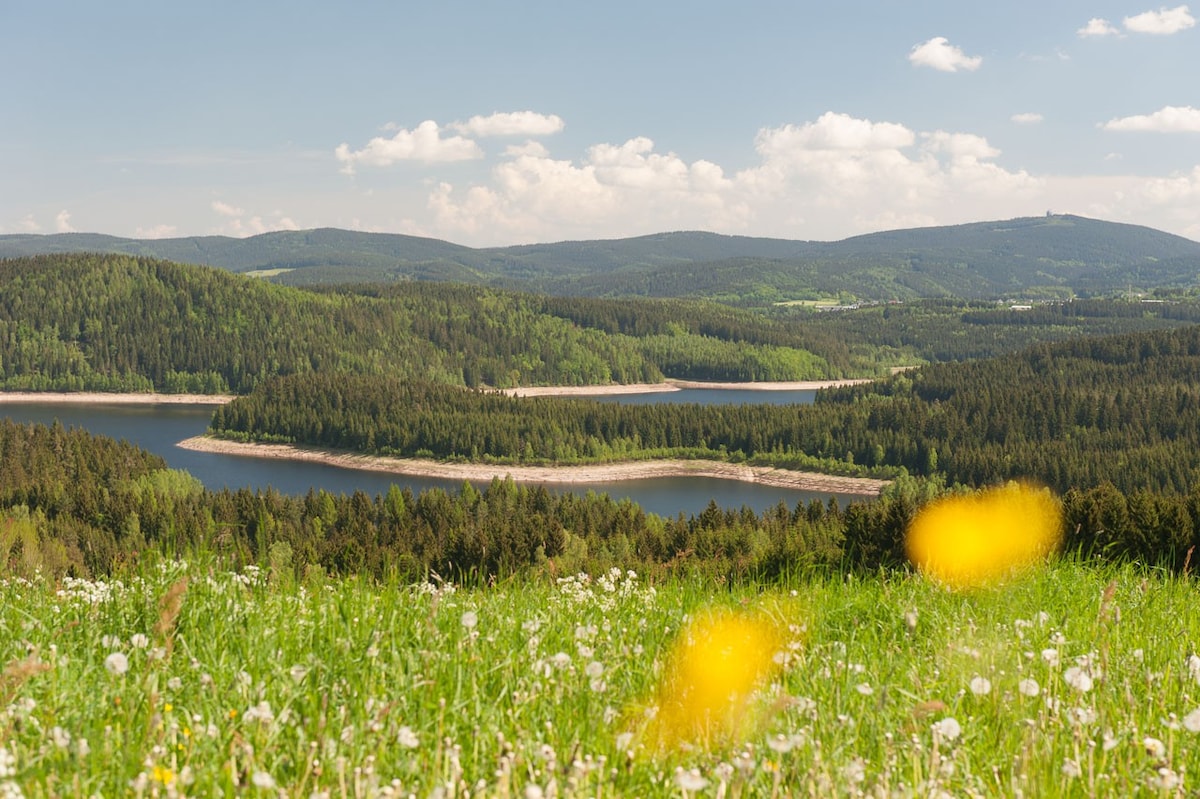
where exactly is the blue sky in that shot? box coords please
[4,1,1199,245]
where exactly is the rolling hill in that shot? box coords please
[3,215,1198,302]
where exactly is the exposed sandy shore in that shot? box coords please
[0,379,872,404]
[501,378,873,397]
[178,435,889,496]
[0,391,235,405]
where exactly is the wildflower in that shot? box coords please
[130,633,149,649]
[397,726,419,749]
[1143,737,1166,760]
[251,771,276,790]
[768,732,806,754]
[904,482,1062,589]
[460,610,478,630]
[243,701,274,724]
[1183,709,1200,733]
[1063,667,1093,692]
[1154,767,1180,790]
[50,726,71,749]
[969,676,992,696]
[1018,678,1040,697]
[932,717,961,742]
[642,609,782,753]
[104,652,129,676]
[1041,648,1060,667]
[674,768,708,792]
[1062,758,1082,778]
[856,683,874,696]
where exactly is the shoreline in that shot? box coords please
[500,378,873,398]
[177,435,889,496]
[0,378,875,406]
[0,391,235,405]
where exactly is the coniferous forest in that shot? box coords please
[4,251,1200,581]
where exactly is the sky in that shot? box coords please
[3,1,1199,247]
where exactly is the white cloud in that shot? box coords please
[1123,4,1196,33]
[134,224,179,239]
[423,112,1045,245]
[1011,112,1045,125]
[755,112,915,154]
[335,120,483,174]
[1102,105,1200,132]
[452,111,564,137]
[211,200,244,217]
[55,210,76,233]
[17,214,41,233]
[504,141,551,158]
[908,37,983,72]
[1078,17,1121,36]
[209,203,300,238]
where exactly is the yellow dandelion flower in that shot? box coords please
[151,765,175,786]
[640,608,782,753]
[905,482,1063,589]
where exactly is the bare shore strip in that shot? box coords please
[178,435,889,496]
[0,379,870,406]
[500,378,872,397]
[0,391,235,405]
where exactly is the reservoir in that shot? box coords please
[0,389,875,518]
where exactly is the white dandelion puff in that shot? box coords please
[397,726,419,749]
[932,717,961,742]
[104,652,129,676]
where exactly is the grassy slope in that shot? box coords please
[2,558,1198,796]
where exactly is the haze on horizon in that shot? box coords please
[4,1,1199,247]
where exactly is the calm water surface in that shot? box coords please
[0,389,873,518]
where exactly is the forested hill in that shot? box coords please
[4,215,1198,302]
[0,253,846,394]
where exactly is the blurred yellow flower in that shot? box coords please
[641,608,781,753]
[905,482,1063,589]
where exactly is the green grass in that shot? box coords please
[3,558,1200,796]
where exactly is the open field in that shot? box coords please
[3,559,1200,796]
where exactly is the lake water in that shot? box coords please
[0,389,875,518]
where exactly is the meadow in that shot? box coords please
[3,556,1200,797]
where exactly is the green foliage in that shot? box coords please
[0,254,851,391]
[7,214,1200,302]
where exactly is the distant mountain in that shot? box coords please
[4,215,1199,302]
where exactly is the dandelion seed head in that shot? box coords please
[1183,708,1200,733]
[969,676,992,696]
[397,726,419,749]
[673,767,709,792]
[251,770,275,790]
[460,610,478,630]
[933,716,961,742]
[1018,678,1040,697]
[904,483,1062,589]
[1143,736,1166,759]
[1064,666,1094,692]
[104,652,129,676]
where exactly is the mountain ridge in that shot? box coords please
[4,214,1198,301]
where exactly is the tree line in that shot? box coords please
[209,321,1200,501]
[1,419,1196,583]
